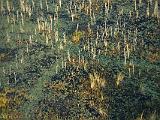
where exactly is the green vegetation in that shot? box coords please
[0,0,160,120]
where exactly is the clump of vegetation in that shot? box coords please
[72,30,84,44]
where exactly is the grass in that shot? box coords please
[0,0,160,120]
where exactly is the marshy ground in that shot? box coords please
[0,0,160,120]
